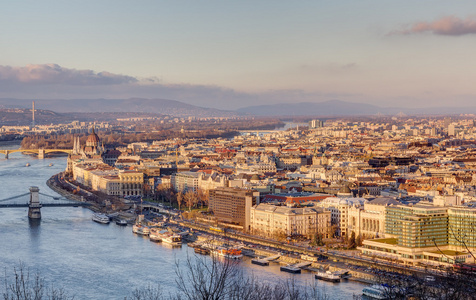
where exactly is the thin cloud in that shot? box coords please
[391,15,476,36]
[0,63,364,110]
[0,64,137,85]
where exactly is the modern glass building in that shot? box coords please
[359,203,474,266]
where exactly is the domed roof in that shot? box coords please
[250,174,260,181]
[339,184,351,194]
[86,128,100,144]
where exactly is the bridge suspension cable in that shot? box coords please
[0,193,30,203]
[38,192,70,201]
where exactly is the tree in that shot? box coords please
[272,229,287,242]
[174,252,238,300]
[176,192,184,211]
[174,251,329,300]
[197,190,209,208]
[2,264,72,300]
[348,231,356,249]
[184,191,198,211]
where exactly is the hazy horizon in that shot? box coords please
[1,1,476,110]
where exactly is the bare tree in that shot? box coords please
[184,191,198,212]
[2,264,73,300]
[129,284,163,300]
[174,253,238,300]
[176,192,184,211]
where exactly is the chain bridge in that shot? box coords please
[0,186,91,219]
[0,148,72,159]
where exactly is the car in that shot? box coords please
[424,276,435,282]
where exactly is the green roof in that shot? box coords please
[371,238,398,245]
[427,250,467,256]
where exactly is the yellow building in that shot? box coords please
[119,170,144,196]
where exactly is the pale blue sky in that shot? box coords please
[1,1,476,109]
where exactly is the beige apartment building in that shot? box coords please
[315,197,367,237]
[250,203,331,238]
[119,170,144,196]
[347,197,399,239]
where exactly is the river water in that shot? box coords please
[0,143,364,299]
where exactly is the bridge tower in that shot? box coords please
[28,186,41,219]
[38,149,45,159]
[4,150,8,159]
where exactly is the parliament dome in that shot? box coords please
[86,128,100,147]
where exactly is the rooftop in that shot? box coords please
[372,238,398,245]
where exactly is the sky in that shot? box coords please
[1,1,476,110]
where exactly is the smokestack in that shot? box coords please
[32,101,35,128]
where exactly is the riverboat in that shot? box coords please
[115,219,128,226]
[149,228,162,242]
[212,246,243,259]
[193,245,210,255]
[280,264,301,274]
[25,163,30,167]
[362,285,386,299]
[162,233,182,246]
[132,223,150,236]
[92,213,110,224]
[315,270,340,283]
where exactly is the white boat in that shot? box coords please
[25,163,30,167]
[156,230,181,246]
[163,234,182,246]
[92,213,110,224]
[132,223,150,236]
[115,219,128,226]
[149,228,162,242]
[315,270,340,283]
[48,163,54,167]
[132,214,150,236]
[362,285,387,299]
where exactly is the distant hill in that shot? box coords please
[237,99,476,116]
[237,100,385,116]
[0,108,163,126]
[0,98,236,118]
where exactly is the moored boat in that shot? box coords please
[251,258,269,266]
[280,264,301,274]
[132,223,150,236]
[315,270,340,283]
[193,245,210,255]
[161,232,182,246]
[212,246,243,259]
[92,213,110,224]
[115,219,128,226]
[149,228,162,242]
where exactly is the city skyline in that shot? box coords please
[1,1,476,110]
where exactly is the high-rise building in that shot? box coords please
[448,124,456,136]
[209,187,259,231]
[309,119,324,129]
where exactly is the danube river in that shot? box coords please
[0,144,365,299]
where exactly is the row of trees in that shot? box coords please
[155,186,208,211]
